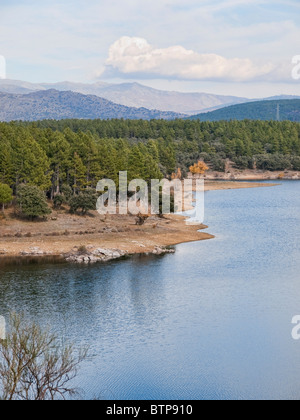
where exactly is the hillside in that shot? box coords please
[0,79,248,114]
[76,82,247,114]
[0,89,184,122]
[189,99,300,122]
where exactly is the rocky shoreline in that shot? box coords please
[66,246,175,264]
[0,181,281,265]
[0,245,176,264]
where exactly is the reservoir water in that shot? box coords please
[1,181,300,400]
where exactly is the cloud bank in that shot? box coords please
[103,36,275,82]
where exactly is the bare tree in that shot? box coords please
[0,313,88,400]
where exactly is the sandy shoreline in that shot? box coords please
[0,214,213,260]
[204,168,300,181]
[203,180,279,191]
[0,180,278,261]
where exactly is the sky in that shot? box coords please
[0,0,300,98]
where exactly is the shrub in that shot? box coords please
[61,184,73,203]
[17,185,51,220]
[233,157,253,170]
[292,156,300,171]
[254,154,292,171]
[69,188,97,215]
[0,313,87,400]
[78,245,88,254]
[53,194,65,209]
[189,161,209,175]
[210,157,226,172]
[135,213,149,225]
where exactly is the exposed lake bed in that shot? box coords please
[0,181,275,261]
[1,180,300,400]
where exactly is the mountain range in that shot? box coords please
[0,90,184,122]
[0,79,299,122]
[0,79,249,114]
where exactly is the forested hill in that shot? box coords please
[2,119,300,200]
[189,99,300,122]
[0,90,184,122]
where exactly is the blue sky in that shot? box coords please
[0,0,299,97]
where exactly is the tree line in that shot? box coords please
[0,119,300,216]
[25,118,300,171]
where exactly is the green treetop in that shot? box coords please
[0,183,13,213]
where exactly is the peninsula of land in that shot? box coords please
[0,181,279,262]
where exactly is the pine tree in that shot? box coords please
[12,135,52,192]
[0,183,13,213]
[48,131,71,197]
[0,137,14,186]
[127,145,145,181]
[71,153,87,193]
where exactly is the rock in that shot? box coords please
[131,241,146,248]
[92,248,112,257]
[65,255,76,262]
[103,227,113,233]
[0,249,7,255]
[152,246,175,255]
[20,247,45,256]
[88,256,99,263]
[66,248,127,264]
[30,247,44,255]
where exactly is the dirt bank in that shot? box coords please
[0,211,213,259]
[204,167,300,181]
[203,180,279,191]
[0,180,279,260]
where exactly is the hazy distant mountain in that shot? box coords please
[0,90,184,122]
[0,82,37,95]
[0,79,248,114]
[263,95,300,101]
[0,84,33,94]
[75,82,248,114]
[0,80,111,95]
[0,79,298,116]
[189,99,300,122]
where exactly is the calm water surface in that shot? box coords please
[1,181,300,400]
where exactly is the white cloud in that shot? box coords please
[103,37,275,82]
[0,0,299,90]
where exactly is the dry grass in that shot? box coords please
[0,181,278,258]
[0,208,213,257]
